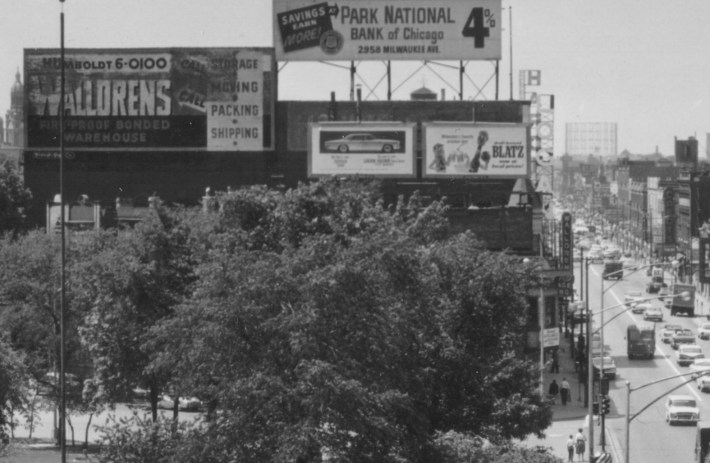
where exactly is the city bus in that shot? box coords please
[627,323,656,359]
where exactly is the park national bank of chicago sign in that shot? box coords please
[24,47,275,152]
[273,0,502,61]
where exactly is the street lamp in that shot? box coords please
[58,2,67,462]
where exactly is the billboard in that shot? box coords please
[273,0,502,61]
[24,47,275,152]
[422,122,529,178]
[308,122,415,177]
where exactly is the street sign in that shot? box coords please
[542,327,560,347]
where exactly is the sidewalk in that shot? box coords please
[518,333,621,463]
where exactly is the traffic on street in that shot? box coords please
[573,230,710,463]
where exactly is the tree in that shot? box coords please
[73,203,197,421]
[143,179,551,462]
[0,160,32,236]
[0,337,28,447]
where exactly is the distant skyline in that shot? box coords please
[2,0,709,157]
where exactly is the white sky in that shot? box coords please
[2,0,708,156]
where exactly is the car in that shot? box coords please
[591,333,603,357]
[671,329,696,349]
[323,133,401,153]
[697,373,710,392]
[157,394,202,412]
[658,287,671,300]
[643,305,664,322]
[676,344,704,366]
[591,355,617,379]
[625,291,644,308]
[632,302,652,315]
[660,324,683,343]
[699,323,710,340]
[646,281,667,294]
[691,358,710,379]
[665,394,700,425]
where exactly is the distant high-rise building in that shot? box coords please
[565,122,617,157]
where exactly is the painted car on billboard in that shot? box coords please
[323,132,401,153]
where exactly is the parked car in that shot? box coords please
[157,395,202,412]
[660,324,683,344]
[625,291,644,308]
[698,323,710,340]
[592,355,617,379]
[591,333,603,357]
[323,133,400,153]
[676,344,705,366]
[671,329,696,349]
[643,305,664,322]
[665,394,700,425]
[632,302,652,315]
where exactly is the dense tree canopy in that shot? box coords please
[0,178,553,462]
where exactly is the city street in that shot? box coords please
[581,254,706,463]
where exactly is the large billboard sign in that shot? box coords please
[24,47,275,152]
[422,122,529,178]
[308,122,415,177]
[273,0,502,61]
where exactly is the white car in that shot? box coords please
[677,344,705,367]
[625,291,644,308]
[592,355,617,379]
[632,302,651,315]
[699,323,710,341]
[157,394,202,412]
[665,394,700,425]
[691,358,710,380]
[643,305,664,322]
[661,324,683,344]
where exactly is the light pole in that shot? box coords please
[58,1,67,462]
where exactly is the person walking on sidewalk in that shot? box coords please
[560,377,571,405]
[548,379,559,404]
[566,434,575,463]
[575,428,587,462]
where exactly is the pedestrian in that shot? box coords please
[566,434,575,463]
[548,379,559,404]
[550,348,560,373]
[560,377,571,405]
[575,428,587,462]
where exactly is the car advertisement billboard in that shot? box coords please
[422,122,529,178]
[308,122,415,177]
[24,47,275,152]
[273,0,502,61]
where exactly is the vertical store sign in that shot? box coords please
[203,49,271,151]
[561,212,572,270]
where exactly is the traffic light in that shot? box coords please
[592,401,599,415]
[601,395,611,415]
